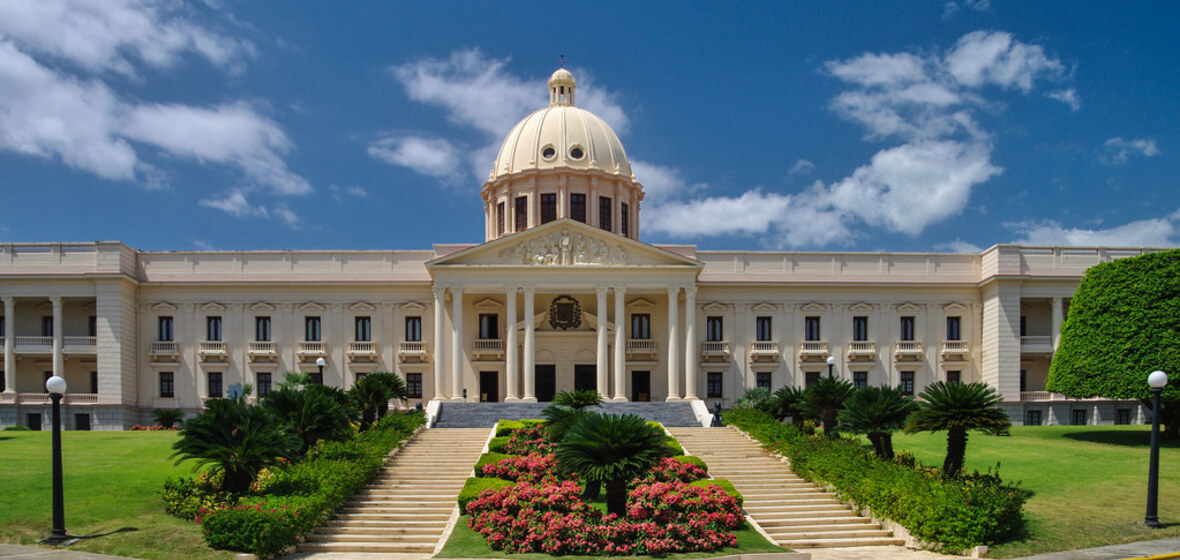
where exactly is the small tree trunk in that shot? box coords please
[222,465,252,494]
[605,480,628,517]
[943,427,968,478]
[873,432,895,460]
[822,410,839,439]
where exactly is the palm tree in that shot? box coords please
[837,385,917,459]
[171,394,298,493]
[767,386,811,424]
[152,408,186,429]
[804,376,856,438]
[551,389,603,410]
[555,412,673,516]
[733,387,773,412]
[904,381,1011,478]
[349,372,408,431]
[264,382,355,452]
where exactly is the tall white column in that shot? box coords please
[683,286,698,400]
[505,288,519,401]
[613,287,627,401]
[522,288,536,402]
[3,297,14,393]
[595,287,609,398]
[1051,297,1064,350]
[450,287,464,401]
[51,296,63,381]
[432,287,445,400]
[666,287,681,401]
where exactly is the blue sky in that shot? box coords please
[0,1,1177,253]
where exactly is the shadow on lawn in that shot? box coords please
[1062,430,1180,448]
[78,527,139,540]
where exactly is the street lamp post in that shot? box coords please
[41,375,74,546]
[315,357,326,385]
[1146,370,1168,528]
[826,355,836,378]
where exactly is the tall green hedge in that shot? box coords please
[1048,248,1180,401]
[724,407,1028,552]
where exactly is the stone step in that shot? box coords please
[308,530,440,542]
[333,512,451,522]
[743,503,848,513]
[770,529,895,540]
[765,523,882,534]
[756,516,878,527]
[323,519,447,528]
[298,541,436,553]
[777,536,907,548]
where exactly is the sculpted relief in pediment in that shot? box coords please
[498,228,627,266]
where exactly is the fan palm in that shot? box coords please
[838,385,917,459]
[555,412,673,516]
[767,386,811,424]
[348,372,408,431]
[551,389,604,410]
[905,381,1011,478]
[804,376,856,438]
[733,387,773,412]
[264,382,355,452]
[171,395,298,493]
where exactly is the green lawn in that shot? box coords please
[889,425,1180,558]
[0,430,233,560]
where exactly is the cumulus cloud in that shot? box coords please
[789,159,816,176]
[329,184,368,202]
[944,0,990,17]
[1047,89,1081,111]
[643,190,793,237]
[1102,137,1160,165]
[0,1,307,220]
[1008,212,1179,247]
[372,48,629,186]
[199,190,268,218]
[936,239,984,253]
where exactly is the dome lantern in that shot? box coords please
[549,68,576,106]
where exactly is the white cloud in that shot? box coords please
[271,205,300,229]
[1102,137,1160,165]
[789,159,816,176]
[368,135,466,184]
[643,190,793,238]
[329,185,368,202]
[199,190,268,218]
[0,0,254,77]
[1047,89,1081,111]
[945,31,1065,92]
[936,239,984,253]
[630,160,708,203]
[1008,213,1179,247]
[944,0,990,17]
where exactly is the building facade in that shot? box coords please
[0,69,1155,430]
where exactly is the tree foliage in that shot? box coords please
[804,376,855,438]
[837,385,917,459]
[554,412,673,516]
[905,382,1010,478]
[348,372,408,431]
[171,395,299,493]
[263,382,355,452]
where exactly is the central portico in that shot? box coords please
[427,218,702,403]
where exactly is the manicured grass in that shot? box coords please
[0,430,232,560]
[889,425,1180,557]
[436,515,788,559]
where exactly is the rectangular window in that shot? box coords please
[947,317,962,341]
[1020,315,1027,337]
[706,316,724,342]
[0,317,4,337]
[88,316,97,337]
[42,316,53,337]
[515,196,528,231]
[900,316,915,341]
[805,316,821,341]
[355,316,372,342]
[207,372,223,399]
[305,316,321,342]
[1116,408,1131,425]
[255,316,271,341]
[27,413,42,430]
[541,193,557,224]
[805,371,821,388]
[620,203,629,236]
[946,370,961,384]
[257,372,272,398]
[853,316,868,341]
[159,372,175,398]
[206,316,222,341]
[706,372,723,399]
[900,371,915,396]
[756,372,771,390]
[89,371,98,394]
[570,193,586,222]
[1026,410,1043,426]
[756,316,772,341]
[1,373,5,392]
[853,371,868,389]
[1020,369,1027,392]
[479,314,499,340]
[406,316,422,342]
[406,373,423,398]
[158,316,174,341]
[599,196,612,231]
[1072,409,1087,426]
[74,413,91,431]
[497,201,505,236]
[631,314,651,340]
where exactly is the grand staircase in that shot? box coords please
[298,427,488,554]
[434,401,702,428]
[668,427,904,549]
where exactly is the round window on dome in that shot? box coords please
[570,146,585,160]
[541,145,556,160]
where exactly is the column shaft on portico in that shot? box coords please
[432,288,445,400]
[505,288,519,401]
[683,287,698,400]
[450,287,464,401]
[666,288,680,401]
[522,289,536,402]
[612,287,626,401]
[51,297,63,381]
[1051,297,1063,350]
[596,288,608,397]
[3,297,14,393]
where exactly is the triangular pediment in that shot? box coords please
[151,302,178,312]
[249,302,276,312]
[848,302,875,314]
[752,302,778,313]
[200,301,226,313]
[896,302,922,313]
[427,219,702,269]
[944,302,969,313]
[701,302,729,313]
[400,301,427,314]
[800,302,827,313]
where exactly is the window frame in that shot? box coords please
[305,316,322,342]
[257,372,272,398]
[853,371,868,389]
[207,372,223,399]
[158,316,174,342]
[406,373,423,399]
[478,313,499,340]
[620,203,629,236]
[706,372,723,399]
[706,316,724,342]
[630,313,651,340]
[159,372,175,398]
[900,371,915,396]
[900,316,915,341]
[756,371,772,390]
[946,316,962,341]
[206,316,222,341]
[852,316,868,342]
[405,316,422,342]
[598,196,612,231]
[570,193,587,222]
[255,316,271,342]
[514,196,528,232]
[946,370,961,384]
[355,316,372,342]
[804,316,821,341]
[756,316,772,342]
[540,193,557,224]
[496,201,505,236]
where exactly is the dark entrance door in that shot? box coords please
[26,413,42,430]
[574,365,596,392]
[479,371,499,403]
[632,371,651,402]
[75,413,92,431]
[535,365,556,402]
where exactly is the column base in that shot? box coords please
[449,397,466,402]
[521,396,538,403]
[665,396,683,402]
[504,396,521,402]
[430,396,446,401]
[611,396,629,402]
[683,395,701,401]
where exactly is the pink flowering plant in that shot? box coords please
[503,425,554,455]
[636,457,709,484]
[478,453,560,482]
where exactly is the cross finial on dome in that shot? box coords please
[559,54,566,68]
[548,65,576,107]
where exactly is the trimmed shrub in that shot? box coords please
[473,452,512,474]
[3,425,32,431]
[639,457,709,484]
[479,453,559,482]
[690,478,742,506]
[201,502,300,558]
[671,454,708,471]
[162,476,237,520]
[458,476,513,512]
[495,418,545,436]
[486,436,510,454]
[724,407,1028,552]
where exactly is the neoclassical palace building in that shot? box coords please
[0,69,1158,430]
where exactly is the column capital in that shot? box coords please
[666,286,680,297]
[507,286,519,296]
[450,286,464,295]
[684,286,698,296]
[2,296,13,305]
[596,286,609,296]
[49,296,62,306]
[432,286,446,299]
[611,285,626,294]
[521,286,536,295]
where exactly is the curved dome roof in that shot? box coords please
[488,69,633,181]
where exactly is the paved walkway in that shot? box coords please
[1011,536,1180,560]
[0,544,140,560]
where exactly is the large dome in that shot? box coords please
[488,69,633,180]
